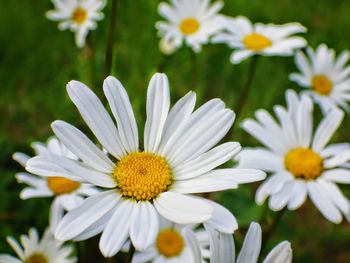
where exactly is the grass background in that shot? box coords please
[1,0,350,262]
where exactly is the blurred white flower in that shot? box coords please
[132,200,237,263]
[13,137,98,232]
[238,89,350,223]
[290,44,350,113]
[213,16,307,64]
[26,73,265,257]
[46,0,106,48]
[0,228,76,263]
[208,222,292,263]
[156,0,226,52]
[159,38,178,56]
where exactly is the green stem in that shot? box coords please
[189,48,197,90]
[105,0,118,77]
[261,209,286,252]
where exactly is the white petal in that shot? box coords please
[47,155,116,188]
[318,180,349,215]
[237,222,261,263]
[324,150,350,168]
[103,76,139,152]
[322,169,350,184]
[99,200,135,257]
[230,50,254,64]
[287,181,307,210]
[52,120,115,173]
[312,109,344,152]
[6,237,24,260]
[183,227,202,263]
[66,80,126,159]
[307,181,342,223]
[204,199,238,234]
[154,192,213,224]
[12,152,30,167]
[55,190,120,241]
[130,201,159,251]
[49,198,65,232]
[0,255,21,263]
[263,241,292,263]
[144,73,170,153]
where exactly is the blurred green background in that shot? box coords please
[1,0,350,262]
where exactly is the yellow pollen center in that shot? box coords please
[156,229,184,258]
[312,75,333,95]
[72,7,87,24]
[24,254,48,263]
[285,148,324,180]
[179,18,200,35]
[243,33,272,51]
[113,152,173,201]
[47,176,80,195]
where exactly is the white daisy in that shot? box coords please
[156,0,226,52]
[238,89,350,223]
[208,222,292,263]
[132,200,237,263]
[212,16,307,64]
[26,73,265,257]
[46,0,106,48]
[290,44,350,113]
[13,137,99,231]
[0,228,76,263]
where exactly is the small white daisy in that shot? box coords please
[290,44,350,113]
[213,16,307,64]
[208,222,292,263]
[132,200,237,263]
[238,89,350,223]
[46,0,106,48]
[156,0,226,52]
[13,137,99,231]
[26,73,265,257]
[0,228,76,263]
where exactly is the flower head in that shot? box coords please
[13,137,98,231]
[290,44,350,112]
[46,0,106,48]
[213,16,307,64]
[208,222,292,263]
[26,73,265,257]
[0,228,76,263]
[156,0,225,53]
[238,89,350,223]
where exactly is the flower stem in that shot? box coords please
[261,208,286,252]
[189,48,197,90]
[126,243,135,263]
[105,0,118,77]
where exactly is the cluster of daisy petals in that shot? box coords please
[2,0,350,262]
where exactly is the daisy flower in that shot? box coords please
[13,137,98,231]
[156,0,226,52]
[212,16,307,64]
[290,44,350,112]
[238,89,350,223]
[0,228,76,263]
[46,0,106,48]
[132,200,237,263]
[26,73,265,257]
[208,222,292,263]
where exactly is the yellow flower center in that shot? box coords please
[312,75,333,95]
[243,33,272,51]
[285,148,324,180]
[179,18,200,35]
[156,229,184,258]
[24,254,48,263]
[72,7,87,24]
[113,152,173,201]
[47,176,80,195]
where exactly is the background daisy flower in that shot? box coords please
[238,90,350,223]
[208,222,292,263]
[156,0,225,52]
[46,0,106,48]
[26,73,265,257]
[290,44,350,113]
[0,228,76,263]
[13,137,99,231]
[213,16,307,64]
